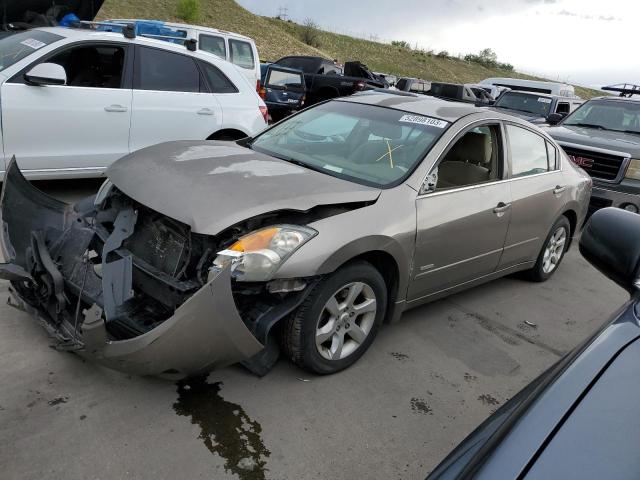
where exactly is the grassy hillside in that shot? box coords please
[98,0,601,98]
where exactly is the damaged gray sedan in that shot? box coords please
[0,92,592,378]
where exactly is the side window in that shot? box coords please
[436,124,502,189]
[135,47,200,93]
[546,141,558,170]
[228,39,254,70]
[507,125,549,178]
[199,61,238,94]
[556,102,570,114]
[199,35,226,59]
[48,44,126,88]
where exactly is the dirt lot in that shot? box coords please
[0,179,628,480]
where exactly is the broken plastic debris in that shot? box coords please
[524,320,538,328]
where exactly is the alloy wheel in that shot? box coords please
[315,282,377,361]
[542,226,567,274]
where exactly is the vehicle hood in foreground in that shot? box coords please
[545,125,640,155]
[107,141,381,235]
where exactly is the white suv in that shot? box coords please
[0,27,268,180]
[110,19,261,90]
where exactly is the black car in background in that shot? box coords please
[273,56,386,105]
[426,207,640,480]
[259,63,306,122]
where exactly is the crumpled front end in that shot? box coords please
[0,159,264,378]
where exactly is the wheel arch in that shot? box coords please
[207,128,249,141]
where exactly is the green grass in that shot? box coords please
[98,0,602,98]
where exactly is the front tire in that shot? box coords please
[282,261,387,374]
[526,216,571,282]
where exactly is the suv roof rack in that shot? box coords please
[602,83,640,98]
[74,20,198,51]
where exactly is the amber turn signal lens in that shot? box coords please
[230,227,280,252]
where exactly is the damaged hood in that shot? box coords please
[106,141,381,235]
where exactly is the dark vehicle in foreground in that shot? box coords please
[0,92,590,379]
[545,87,640,216]
[492,90,583,125]
[259,63,306,122]
[427,207,640,480]
[273,55,385,105]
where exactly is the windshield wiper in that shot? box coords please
[568,122,606,130]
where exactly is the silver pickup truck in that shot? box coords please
[544,86,640,216]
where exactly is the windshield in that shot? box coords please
[494,91,552,116]
[563,99,640,134]
[250,101,449,188]
[0,31,62,73]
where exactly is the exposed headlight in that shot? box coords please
[625,159,640,181]
[213,225,317,282]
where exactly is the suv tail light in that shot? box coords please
[354,81,366,91]
[259,105,269,123]
[258,85,267,100]
[256,79,261,93]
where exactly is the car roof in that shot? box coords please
[35,26,217,58]
[341,91,484,122]
[590,95,640,104]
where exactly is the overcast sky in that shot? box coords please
[236,0,639,88]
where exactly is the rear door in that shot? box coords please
[2,41,132,176]
[498,124,567,268]
[129,45,222,153]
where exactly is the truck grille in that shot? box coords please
[561,146,625,181]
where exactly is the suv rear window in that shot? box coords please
[135,46,201,93]
[229,39,254,70]
[199,61,237,94]
[0,30,62,73]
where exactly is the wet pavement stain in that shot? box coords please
[173,376,271,480]
[410,397,433,415]
[478,394,500,406]
[47,396,68,406]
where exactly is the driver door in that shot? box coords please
[408,123,512,301]
[1,42,132,176]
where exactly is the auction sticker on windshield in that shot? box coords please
[20,38,46,50]
[537,98,552,104]
[399,115,448,128]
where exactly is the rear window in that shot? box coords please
[0,30,62,73]
[229,39,254,70]
[135,46,201,93]
[266,69,304,89]
[200,61,237,94]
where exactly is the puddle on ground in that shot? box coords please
[173,375,270,480]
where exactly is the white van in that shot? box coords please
[480,77,576,98]
[110,19,261,90]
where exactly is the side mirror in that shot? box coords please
[24,63,67,86]
[580,208,640,292]
[546,113,564,125]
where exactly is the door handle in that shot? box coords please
[553,185,566,195]
[493,202,511,216]
[197,108,215,116]
[104,105,128,113]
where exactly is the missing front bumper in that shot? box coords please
[0,158,264,378]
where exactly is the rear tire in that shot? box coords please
[282,261,387,374]
[526,216,571,282]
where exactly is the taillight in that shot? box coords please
[259,105,269,123]
[256,79,261,92]
[259,86,267,100]
[354,81,366,91]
